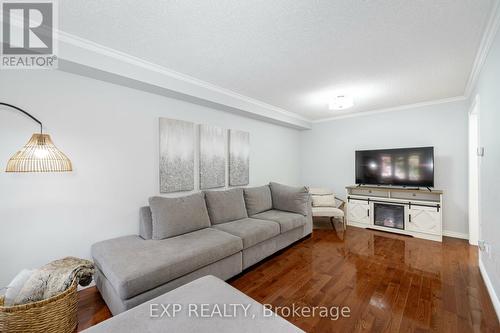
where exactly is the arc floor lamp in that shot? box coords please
[1,102,72,172]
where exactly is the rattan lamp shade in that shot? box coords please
[6,133,72,172]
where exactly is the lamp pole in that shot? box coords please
[0,102,43,133]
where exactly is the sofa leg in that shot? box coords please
[343,216,346,230]
[329,217,335,230]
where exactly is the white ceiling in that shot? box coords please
[60,0,494,120]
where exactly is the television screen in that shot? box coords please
[355,147,434,187]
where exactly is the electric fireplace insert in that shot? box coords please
[374,203,405,230]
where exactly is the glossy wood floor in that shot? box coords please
[76,225,499,332]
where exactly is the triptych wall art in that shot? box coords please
[159,118,195,193]
[159,118,249,193]
[199,124,226,190]
[229,130,250,186]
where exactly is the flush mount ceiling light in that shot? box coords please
[1,102,72,172]
[328,94,354,111]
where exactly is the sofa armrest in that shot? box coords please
[269,182,310,216]
[303,194,313,236]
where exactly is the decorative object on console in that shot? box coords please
[1,102,72,172]
[229,129,250,186]
[199,124,226,189]
[309,188,346,230]
[159,118,195,193]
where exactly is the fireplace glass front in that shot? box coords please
[374,203,405,230]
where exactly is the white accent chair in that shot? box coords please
[309,188,346,230]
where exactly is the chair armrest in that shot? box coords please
[335,196,346,210]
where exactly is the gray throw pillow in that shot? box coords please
[149,193,211,240]
[269,182,310,216]
[243,185,273,215]
[204,188,248,224]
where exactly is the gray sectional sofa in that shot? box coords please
[91,182,312,315]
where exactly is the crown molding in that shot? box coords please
[55,31,312,130]
[464,0,500,97]
[311,96,467,124]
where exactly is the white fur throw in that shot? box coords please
[3,269,33,306]
[4,257,94,306]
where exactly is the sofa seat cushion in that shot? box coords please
[212,218,280,249]
[204,188,248,225]
[251,210,306,233]
[91,228,243,300]
[312,207,344,218]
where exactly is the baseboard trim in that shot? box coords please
[442,230,469,240]
[479,255,500,322]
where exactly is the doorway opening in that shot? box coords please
[468,95,480,246]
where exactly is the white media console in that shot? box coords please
[345,185,443,242]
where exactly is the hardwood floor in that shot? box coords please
[76,281,111,332]
[77,227,499,332]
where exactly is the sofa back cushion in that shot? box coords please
[139,206,153,239]
[148,193,211,240]
[204,188,248,224]
[269,182,310,216]
[243,185,273,215]
[311,194,336,207]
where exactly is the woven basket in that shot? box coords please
[0,280,78,333]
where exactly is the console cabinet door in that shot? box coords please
[407,206,441,235]
[347,201,370,225]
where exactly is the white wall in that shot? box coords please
[300,100,469,236]
[471,23,500,311]
[0,70,301,286]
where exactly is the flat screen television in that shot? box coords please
[355,147,434,187]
